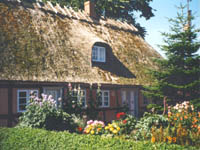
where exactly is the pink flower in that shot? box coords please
[39,102,43,107]
[87,120,93,125]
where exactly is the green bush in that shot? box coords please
[114,112,137,135]
[18,94,77,132]
[0,127,197,150]
[134,112,168,140]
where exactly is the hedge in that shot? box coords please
[0,127,198,150]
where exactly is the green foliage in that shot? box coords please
[146,103,163,114]
[151,101,200,147]
[0,127,197,150]
[134,112,168,140]
[144,4,200,109]
[18,94,77,132]
[114,112,137,135]
[62,84,84,117]
[86,84,101,120]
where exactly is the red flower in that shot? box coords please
[123,120,127,124]
[116,112,126,119]
[78,127,83,132]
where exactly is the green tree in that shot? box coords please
[144,4,200,110]
[42,0,154,37]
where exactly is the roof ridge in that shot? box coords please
[4,0,138,33]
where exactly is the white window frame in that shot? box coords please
[72,89,87,108]
[99,90,110,108]
[17,89,38,112]
[92,46,106,62]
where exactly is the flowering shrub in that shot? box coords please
[104,122,121,135]
[62,83,84,116]
[168,101,198,129]
[114,112,137,135]
[71,114,86,133]
[83,120,105,135]
[18,94,77,131]
[151,101,200,147]
[166,101,200,146]
[134,112,168,140]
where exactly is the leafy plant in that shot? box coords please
[166,101,200,146]
[18,94,77,132]
[62,83,84,117]
[0,127,197,150]
[134,112,168,140]
[114,112,137,135]
[86,84,102,120]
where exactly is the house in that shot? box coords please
[0,0,161,127]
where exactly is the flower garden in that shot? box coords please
[0,94,199,150]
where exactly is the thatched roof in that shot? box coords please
[0,0,161,85]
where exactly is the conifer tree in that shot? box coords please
[144,4,200,110]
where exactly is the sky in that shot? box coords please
[136,0,200,58]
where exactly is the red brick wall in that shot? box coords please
[0,88,8,114]
[0,83,143,126]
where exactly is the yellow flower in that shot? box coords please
[91,130,95,135]
[176,113,180,117]
[110,127,114,132]
[167,136,172,143]
[113,123,117,127]
[113,130,118,134]
[85,130,90,134]
[105,126,109,130]
[117,127,120,131]
[151,136,156,143]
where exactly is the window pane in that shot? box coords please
[92,47,98,60]
[82,90,86,96]
[81,97,86,106]
[19,105,26,111]
[98,95,103,106]
[92,46,105,62]
[104,97,109,102]
[99,100,102,106]
[104,92,108,97]
[104,101,108,106]
[19,98,26,104]
[19,92,27,97]
[99,48,105,61]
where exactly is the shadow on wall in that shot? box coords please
[91,42,135,78]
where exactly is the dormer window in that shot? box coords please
[92,46,106,62]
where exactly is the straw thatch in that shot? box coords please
[0,0,161,85]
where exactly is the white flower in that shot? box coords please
[58,97,62,102]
